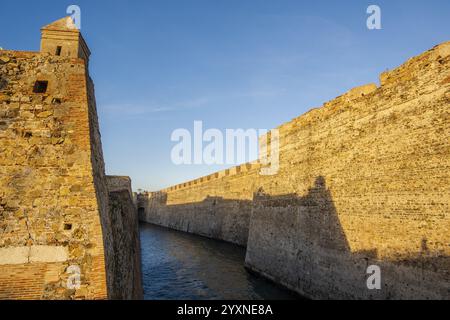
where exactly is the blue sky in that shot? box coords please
[1,1,449,191]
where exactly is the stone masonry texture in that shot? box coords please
[140,41,450,299]
[106,176,143,300]
[0,17,142,300]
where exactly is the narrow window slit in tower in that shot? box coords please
[55,46,62,56]
[52,98,62,104]
[33,81,48,94]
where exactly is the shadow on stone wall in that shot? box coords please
[139,191,252,246]
[108,190,143,300]
[252,176,351,253]
[0,77,7,90]
[138,176,449,299]
[248,177,449,299]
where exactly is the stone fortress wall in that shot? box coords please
[106,176,142,300]
[139,41,450,299]
[0,17,142,300]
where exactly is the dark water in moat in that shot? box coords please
[140,223,299,300]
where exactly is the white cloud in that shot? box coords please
[102,96,211,116]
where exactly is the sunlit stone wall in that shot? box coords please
[140,42,450,299]
[0,18,142,300]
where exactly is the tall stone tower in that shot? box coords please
[40,17,91,61]
[0,17,120,299]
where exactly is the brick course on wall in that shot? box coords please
[140,41,450,299]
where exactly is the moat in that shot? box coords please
[139,223,299,300]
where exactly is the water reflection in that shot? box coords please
[140,223,299,300]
